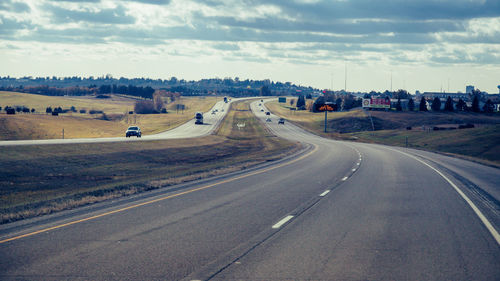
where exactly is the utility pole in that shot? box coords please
[344,63,347,91]
[331,72,334,91]
[390,71,393,92]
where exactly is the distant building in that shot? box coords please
[466,85,474,94]
[422,92,469,101]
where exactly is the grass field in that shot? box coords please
[0,91,217,139]
[0,100,299,223]
[267,100,500,165]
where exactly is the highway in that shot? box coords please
[0,100,499,280]
[0,100,231,146]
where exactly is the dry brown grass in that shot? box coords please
[0,91,217,139]
[0,100,299,224]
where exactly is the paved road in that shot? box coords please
[0,100,499,280]
[0,100,231,146]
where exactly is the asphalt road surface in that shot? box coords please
[0,100,499,280]
[0,99,231,146]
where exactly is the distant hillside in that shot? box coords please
[328,110,500,133]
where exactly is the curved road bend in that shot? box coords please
[0,100,498,280]
[0,99,232,146]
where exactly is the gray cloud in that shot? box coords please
[0,0,31,13]
[1,0,499,69]
[0,15,34,36]
[128,0,171,4]
[247,0,500,21]
[46,4,135,24]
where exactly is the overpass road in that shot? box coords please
[0,100,498,280]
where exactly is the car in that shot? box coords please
[265,112,270,115]
[260,109,264,112]
[266,118,271,122]
[278,118,285,124]
[126,126,141,138]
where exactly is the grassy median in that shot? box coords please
[0,100,300,223]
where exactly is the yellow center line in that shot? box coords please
[0,144,318,244]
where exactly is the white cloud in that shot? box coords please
[0,0,499,92]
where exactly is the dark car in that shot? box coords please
[278,118,285,124]
[126,126,141,138]
[266,112,270,115]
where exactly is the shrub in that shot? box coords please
[89,109,104,114]
[161,108,167,113]
[458,123,475,129]
[99,113,110,120]
[31,108,35,113]
[79,109,86,114]
[134,100,157,114]
[6,108,16,115]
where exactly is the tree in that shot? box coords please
[153,92,164,112]
[134,100,156,114]
[46,107,52,114]
[396,98,402,111]
[296,95,306,109]
[456,99,467,111]
[431,97,441,111]
[394,89,410,99]
[419,97,428,111]
[289,99,295,107]
[483,99,494,113]
[260,85,271,96]
[306,93,312,99]
[471,96,480,112]
[444,96,454,111]
[408,98,415,111]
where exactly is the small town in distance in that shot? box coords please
[0,76,499,114]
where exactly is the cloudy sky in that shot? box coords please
[1,0,499,93]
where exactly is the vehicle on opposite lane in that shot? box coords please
[125,126,141,138]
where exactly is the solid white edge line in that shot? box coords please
[272,215,294,229]
[394,149,500,246]
[319,190,330,197]
[342,176,348,181]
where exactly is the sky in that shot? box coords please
[1,0,500,94]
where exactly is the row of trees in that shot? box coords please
[310,92,362,112]
[2,84,156,99]
[1,106,35,114]
[394,96,496,113]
